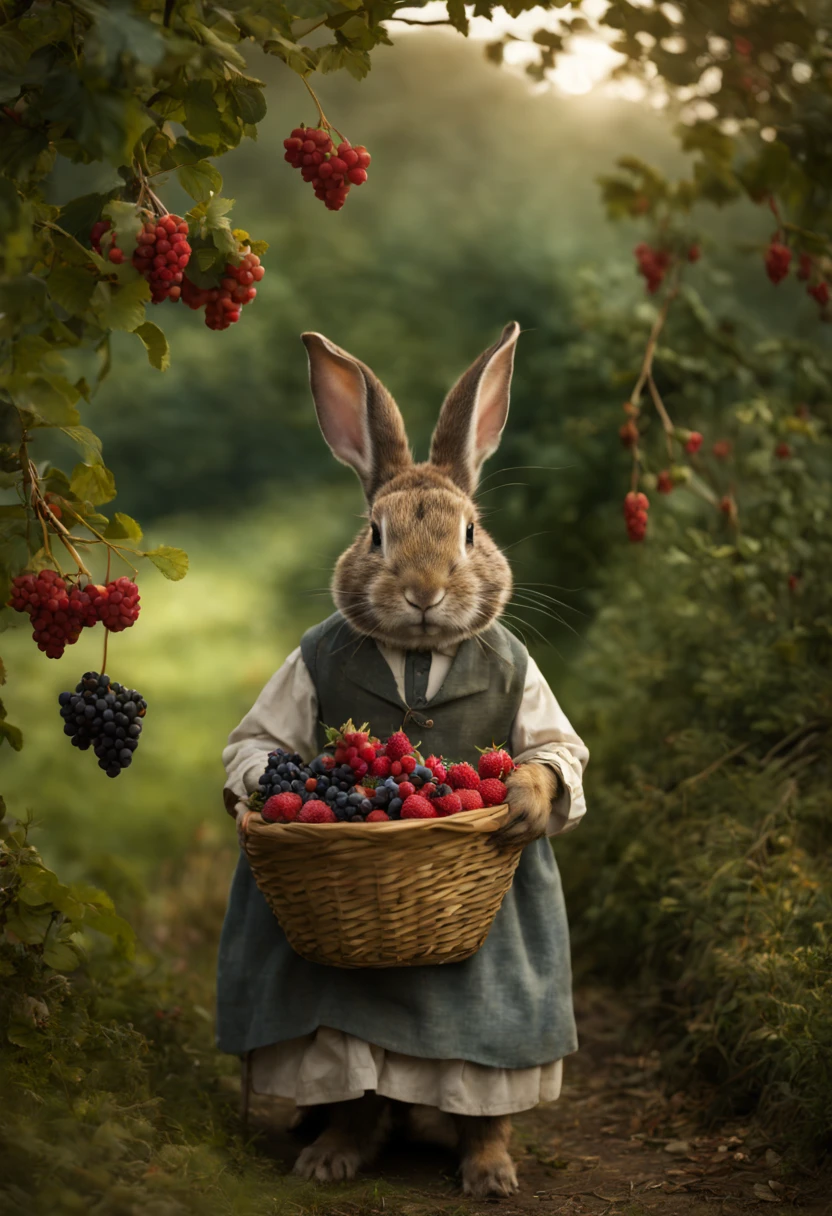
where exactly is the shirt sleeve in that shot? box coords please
[222,647,320,803]
[509,656,589,838]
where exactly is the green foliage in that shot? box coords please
[559,280,832,1155]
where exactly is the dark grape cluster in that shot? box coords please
[59,671,147,778]
[283,126,371,212]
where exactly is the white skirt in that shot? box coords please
[251,1027,563,1117]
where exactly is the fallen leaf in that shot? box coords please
[664,1140,692,1155]
[752,1182,779,1203]
[765,1149,782,1167]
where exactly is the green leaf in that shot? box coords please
[145,544,189,580]
[105,512,143,543]
[134,321,171,371]
[96,275,151,332]
[48,264,97,316]
[102,199,143,253]
[70,462,116,506]
[9,373,81,426]
[0,718,23,751]
[230,81,267,125]
[58,192,111,240]
[42,941,80,971]
[60,425,103,464]
[176,160,223,203]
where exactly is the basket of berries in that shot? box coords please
[240,722,522,969]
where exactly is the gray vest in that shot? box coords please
[217,613,578,1070]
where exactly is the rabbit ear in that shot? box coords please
[429,321,521,495]
[301,332,412,500]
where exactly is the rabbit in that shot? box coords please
[219,322,588,1200]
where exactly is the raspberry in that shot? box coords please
[479,778,508,807]
[370,755,392,777]
[298,800,337,823]
[809,280,830,307]
[385,730,413,761]
[623,491,649,543]
[397,781,416,800]
[478,749,514,780]
[180,246,264,331]
[433,792,462,817]
[765,240,791,285]
[359,745,377,762]
[9,570,97,658]
[401,795,437,819]
[390,760,402,776]
[775,441,792,459]
[684,431,703,454]
[131,214,191,304]
[619,420,639,449]
[399,755,417,774]
[456,788,485,811]
[262,792,302,822]
[634,242,671,294]
[656,469,674,494]
[87,576,140,632]
[712,440,732,459]
[366,809,390,822]
[284,126,371,211]
[447,762,480,790]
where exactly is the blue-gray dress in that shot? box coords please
[216,613,578,1070]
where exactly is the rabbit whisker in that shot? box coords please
[510,596,580,639]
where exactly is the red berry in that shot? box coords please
[765,241,791,285]
[479,778,508,807]
[478,749,514,780]
[456,788,485,811]
[400,755,417,773]
[401,795,437,819]
[788,574,800,592]
[390,760,403,776]
[712,440,732,459]
[366,810,390,822]
[397,781,416,800]
[775,441,792,459]
[424,754,447,783]
[298,800,337,823]
[809,281,830,307]
[433,792,462,817]
[619,420,639,449]
[447,762,480,791]
[385,731,412,761]
[359,745,376,762]
[656,469,674,494]
[87,576,141,633]
[623,491,649,542]
[370,756,392,777]
[305,777,318,791]
[262,792,303,822]
[684,431,703,454]
[687,243,701,263]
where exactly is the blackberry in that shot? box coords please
[58,671,147,778]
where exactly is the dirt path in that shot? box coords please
[242,989,830,1216]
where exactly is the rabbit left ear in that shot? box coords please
[429,321,521,495]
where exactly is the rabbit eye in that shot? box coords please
[466,522,475,546]
[371,522,382,549]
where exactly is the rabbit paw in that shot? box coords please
[491,763,558,848]
[461,1146,519,1198]
[293,1130,362,1182]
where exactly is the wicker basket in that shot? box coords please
[240,804,522,968]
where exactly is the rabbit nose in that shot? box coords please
[404,586,446,612]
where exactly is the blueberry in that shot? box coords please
[326,787,338,801]
[389,798,403,815]
[58,691,71,706]
[336,792,348,807]
[414,765,433,782]
[360,799,373,813]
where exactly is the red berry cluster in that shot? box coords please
[765,240,791,285]
[624,491,649,542]
[656,469,674,494]
[131,214,191,304]
[181,249,264,330]
[91,219,124,265]
[10,571,141,659]
[634,243,672,294]
[763,242,830,315]
[684,431,703,454]
[283,126,371,212]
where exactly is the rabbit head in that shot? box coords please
[302,322,520,652]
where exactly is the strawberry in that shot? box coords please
[425,754,447,783]
[478,748,514,780]
[401,795,437,819]
[366,809,390,822]
[479,778,508,807]
[298,800,337,823]
[370,755,392,777]
[433,792,462,817]
[456,788,485,811]
[385,730,413,760]
[397,781,416,800]
[447,762,480,790]
[400,755,417,774]
[262,792,302,822]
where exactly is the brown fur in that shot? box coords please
[454,1114,519,1198]
[293,1094,392,1181]
[493,763,560,847]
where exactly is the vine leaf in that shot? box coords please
[95,276,151,332]
[70,462,116,506]
[60,425,103,464]
[134,321,171,371]
[47,265,97,316]
[176,159,223,203]
[105,513,143,543]
[0,697,23,751]
[145,545,189,580]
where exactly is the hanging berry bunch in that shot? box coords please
[181,241,265,331]
[59,672,147,778]
[762,200,830,320]
[10,571,141,658]
[91,213,192,301]
[282,82,370,212]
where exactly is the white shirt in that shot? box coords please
[223,643,589,1116]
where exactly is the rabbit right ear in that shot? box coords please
[301,333,412,501]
